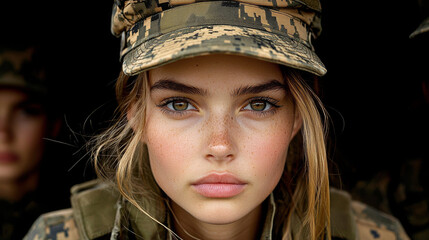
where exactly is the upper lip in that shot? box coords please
[192,172,246,185]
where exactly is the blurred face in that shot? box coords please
[0,88,47,182]
[142,55,301,226]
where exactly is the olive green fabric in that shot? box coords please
[70,180,120,239]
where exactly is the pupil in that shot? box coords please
[251,101,266,111]
[173,101,187,111]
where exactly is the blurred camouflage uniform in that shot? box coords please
[0,46,71,240]
[391,5,429,239]
[351,2,429,240]
[24,0,410,239]
[352,1,429,240]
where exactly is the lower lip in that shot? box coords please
[0,153,19,163]
[192,183,246,198]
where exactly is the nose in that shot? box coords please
[204,114,237,162]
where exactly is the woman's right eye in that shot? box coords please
[166,100,196,111]
[158,98,197,116]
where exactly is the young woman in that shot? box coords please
[25,0,410,239]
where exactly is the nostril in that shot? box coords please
[205,153,235,162]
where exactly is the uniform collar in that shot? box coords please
[111,189,356,240]
[260,193,276,240]
[111,193,277,240]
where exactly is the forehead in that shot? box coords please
[148,54,283,87]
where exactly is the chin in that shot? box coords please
[187,200,256,225]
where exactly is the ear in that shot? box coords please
[291,109,303,139]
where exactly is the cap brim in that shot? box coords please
[410,17,429,39]
[123,25,326,76]
[0,77,47,95]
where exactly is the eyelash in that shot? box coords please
[156,97,281,117]
[242,97,281,117]
[157,97,197,117]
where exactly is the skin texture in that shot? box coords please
[137,54,302,240]
[0,88,48,201]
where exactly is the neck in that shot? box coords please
[170,202,263,240]
[0,170,40,202]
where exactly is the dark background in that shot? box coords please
[1,0,428,231]
[318,0,428,189]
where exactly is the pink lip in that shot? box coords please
[0,152,19,163]
[192,173,247,198]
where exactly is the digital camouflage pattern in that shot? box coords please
[0,47,47,94]
[111,0,326,76]
[23,181,410,240]
[23,209,80,240]
[351,159,429,240]
[351,199,410,240]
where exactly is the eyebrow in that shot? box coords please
[150,79,208,95]
[232,80,286,96]
[150,79,286,96]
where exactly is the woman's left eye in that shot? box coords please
[243,98,279,112]
[17,104,45,117]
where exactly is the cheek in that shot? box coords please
[247,131,289,175]
[14,118,47,158]
[242,118,294,186]
[144,113,198,183]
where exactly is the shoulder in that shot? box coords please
[350,200,410,240]
[70,179,120,239]
[23,208,80,240]
[330,187,410,240]
[24,179,120,240]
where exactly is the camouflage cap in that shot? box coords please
[0,47,47,95]
[111,0,326,76]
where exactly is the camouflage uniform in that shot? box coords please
[24,180,410,240]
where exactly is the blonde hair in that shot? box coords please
[93,66,331,239]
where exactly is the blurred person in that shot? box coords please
[0,45,70,240]
[350,1,429,239]
[389,4,429,239]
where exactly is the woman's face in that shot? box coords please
[0,88,47,182]
[143,54,301,225]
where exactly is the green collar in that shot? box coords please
[124,193,277,240]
